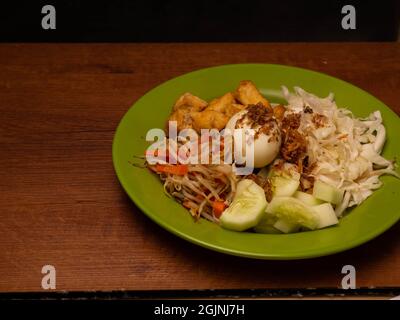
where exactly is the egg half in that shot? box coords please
[225,107,281,168]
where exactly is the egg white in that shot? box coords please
[225,109,281,168]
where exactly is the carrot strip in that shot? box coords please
[212,201,227,218]
[154,164,188,176]
[182,201,193,209]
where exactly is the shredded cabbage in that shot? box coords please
[282,86,399,215]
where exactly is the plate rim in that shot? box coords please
[112,63,400,260]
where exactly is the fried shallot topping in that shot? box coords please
[281,113,301,131]
[303,105,313,114]
[244,173,273,202]
[299,156,316,191]
[280,113,307,164]
[237,103,273,127]
[236,102,279,140]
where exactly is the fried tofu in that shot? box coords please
[225,103,245,118]
[167,91,244,133]
[234,80,271,109]
[173,92,207,112]
[207,92,235,112]
[207,92,245,118]
[191,110,229,131]
[166,81,269,133]
[191,92,245,130]
[167,93,208,131]
[168,108,194,131]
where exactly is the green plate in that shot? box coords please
[113,64,400,260]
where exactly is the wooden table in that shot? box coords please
[0,43,399,295]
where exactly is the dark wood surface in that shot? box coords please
[0,43,399,293]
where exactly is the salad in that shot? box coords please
[144,81,398,234]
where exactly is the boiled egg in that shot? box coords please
[225,104,281,168]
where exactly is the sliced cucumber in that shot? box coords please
[313,203,339,229]
[268,160,300,180]
[273,219,300,233]
[268,163,300,197]
[312,180,344,205]
[235,179,253,197]
[294,191,323,206]
[271,176,300,197]
[253,214,281,234]
[220,179,267,232]
[266,196,319,230]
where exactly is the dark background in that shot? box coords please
[0,0,399,42]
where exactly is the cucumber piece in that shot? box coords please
[294,191,323,206]
[312,180,344,205]
[268,160,300,180]
[254,214,281,234]
[266,196,319,230]
[268,163,300,197]
[313,203,339,229]
[273,219,300,233]
[265,161,301,197]
[235,179,253,197]
[220,180,267,232]
[271,176,300,197]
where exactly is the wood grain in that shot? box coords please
[0,43,399,293]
